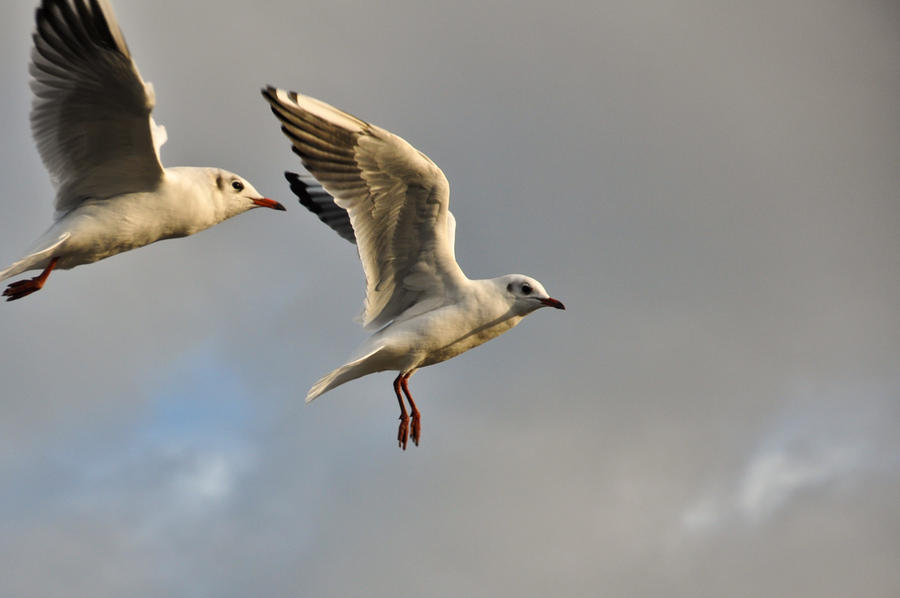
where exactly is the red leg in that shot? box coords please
[394,374,410,450]
[399,374,421,447]
[4,257,59,302]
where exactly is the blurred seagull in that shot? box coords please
[0,0,285,301]
[263,87,565,450]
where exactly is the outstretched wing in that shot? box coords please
[264,86,467,330]
[30,0,165,215]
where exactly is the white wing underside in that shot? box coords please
[30,0,165,217]
[263,87,468,330]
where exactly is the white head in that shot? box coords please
[501,274,566,315]
[209,168,286,220]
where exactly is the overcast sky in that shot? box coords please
[1,0,898,596]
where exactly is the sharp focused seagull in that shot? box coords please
[0,0,285,301]
[263,86,565,450]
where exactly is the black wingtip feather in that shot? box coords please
[284,172,356,245]
[35,0,125,61]
[285,171,314,205]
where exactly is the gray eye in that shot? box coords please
[232,180,244,191]
[521,283,532,295]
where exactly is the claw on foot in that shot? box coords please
[398,413,410,450]
[4,279,42,301]
[410,411,421,447]
[3,257,58,302]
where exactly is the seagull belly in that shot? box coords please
[381,303,525,369]
[50,195,188,268]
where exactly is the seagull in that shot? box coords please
[0,0,285,301]
[262,86,565,450]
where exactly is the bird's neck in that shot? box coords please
[463,277,519,318]
[161,168,228,235]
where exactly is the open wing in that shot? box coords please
[284,171,460,270]
[263,86,468,330]
[30,0,165,216]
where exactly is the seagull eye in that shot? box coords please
[231,180,244,191]
[521,283,532,295]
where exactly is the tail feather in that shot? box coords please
[0,259,36,282]
[306,346,387,403]
[0,233,69,282]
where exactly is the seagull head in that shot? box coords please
[211,169,285,218]
[502,274,565,315]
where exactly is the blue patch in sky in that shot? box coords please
[138,344,255,451]
[0,344,256,524]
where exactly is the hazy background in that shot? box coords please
[1,0,898,596]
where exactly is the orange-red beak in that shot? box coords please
[541,297,565,310]
[252,197,287,211]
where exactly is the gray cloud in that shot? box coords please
[1,0,899,596]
